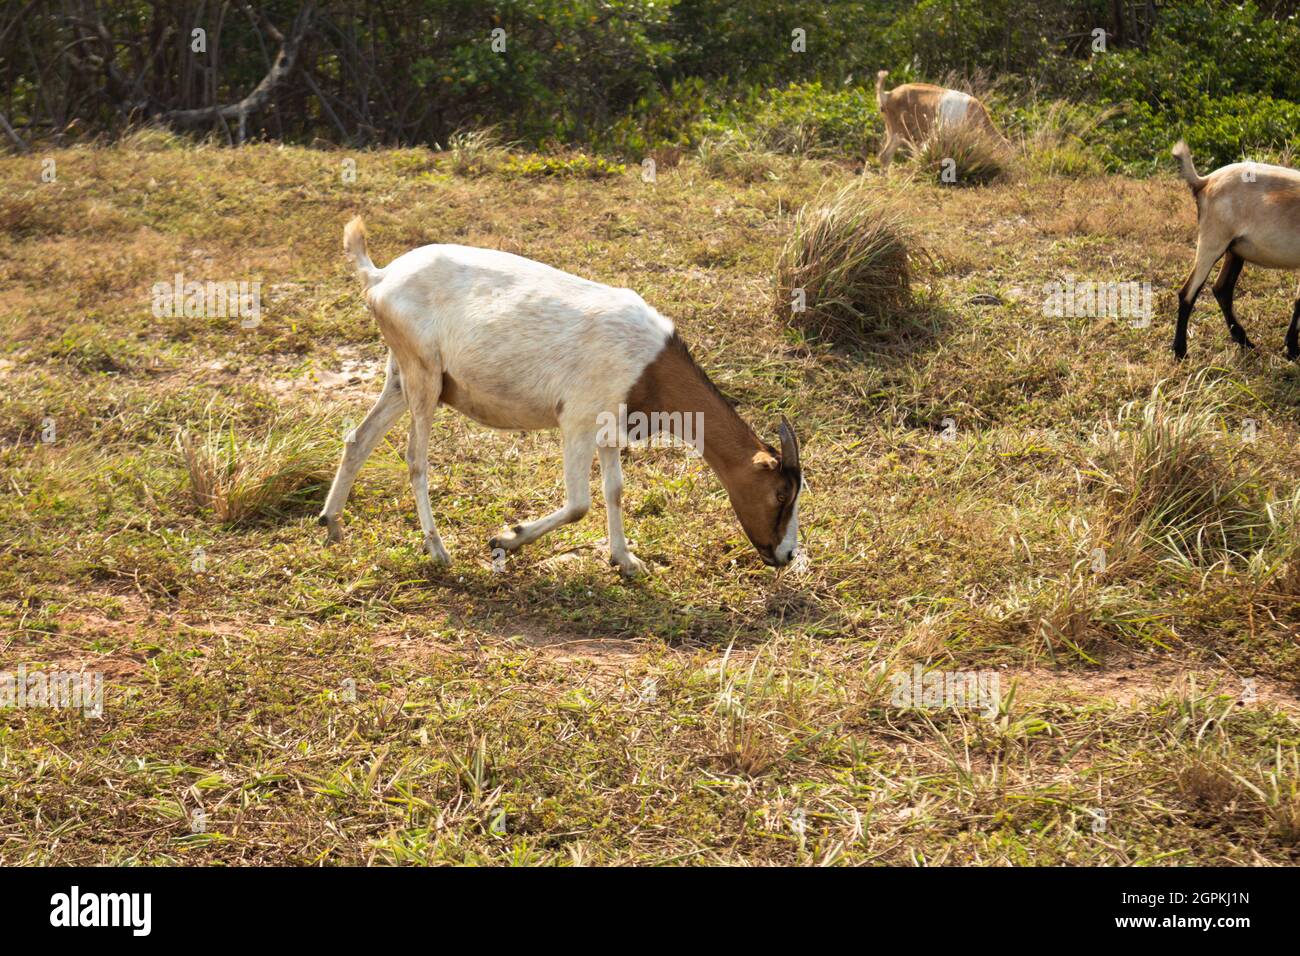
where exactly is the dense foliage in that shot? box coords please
[1,1,1297,169]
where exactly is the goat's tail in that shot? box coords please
[343,216,384,288]
[875,70,890,110]
[1172,141,1207,194]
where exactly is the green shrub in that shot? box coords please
[726,81,882,156]
[499,153,626,179]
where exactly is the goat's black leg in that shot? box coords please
[1286,297,1300,361]
[1212,250,1254,350]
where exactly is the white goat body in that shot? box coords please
[318,218,803,576]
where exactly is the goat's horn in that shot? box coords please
[778,415,800,471]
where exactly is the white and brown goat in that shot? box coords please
[1171,141,1300,360]
[874,70,1008,169]
[318,218,803,576]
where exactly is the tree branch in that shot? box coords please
[158,2,314,133]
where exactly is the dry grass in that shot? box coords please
[179,414,338,524]
[916,121,1014,186]
[774,183,913,345]
[444,127,509,177]
[2,140,1300,866]
[1088,376,1283,565]
[696,130,778,182]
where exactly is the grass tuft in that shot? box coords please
[1088,377,1281,566]
[774,183,912,344]
[916,122,1013,186]
[444,127,508,177]
[1021,100,1118,178]
[178,414,338,525]
[696,130,777,182]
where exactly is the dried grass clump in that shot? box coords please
[916,121,1013,186]
[696,130,776,182]
[444,127,508,177]
[774,183,912,344]
[179,414,338,524]
[1087,377,1283,566]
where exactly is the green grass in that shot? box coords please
[1,140,1299,865]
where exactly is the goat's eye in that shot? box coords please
[777,492,787,504]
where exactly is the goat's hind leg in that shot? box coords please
[403,363,451,566]
[1287,282,1300,361]
[1174,239,1228,360]
[490,428,595,555]
[1212,250,1255,350]
[319,351,406,542]
[877,133,901,170]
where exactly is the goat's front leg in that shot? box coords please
[404,368,450,566]
[490,429,594,554]
[598,444,647,578]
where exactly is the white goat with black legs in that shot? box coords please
[1171,141,1300,360]
[318,217,804,577]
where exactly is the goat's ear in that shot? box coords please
[778,416,800,471]
[752,450,780,471]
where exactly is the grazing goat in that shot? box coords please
[875,70,1008,169]
[318,218,804,577]
[1171,141,1300,360]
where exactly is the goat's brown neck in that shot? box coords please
[624,333,766,487]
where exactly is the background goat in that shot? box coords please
[875,70,1009,169]
[1171,140,1300,360]
[319,218,803,577]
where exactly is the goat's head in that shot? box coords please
[726,416,803,567]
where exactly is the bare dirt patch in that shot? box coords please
[1007,656,1300,715]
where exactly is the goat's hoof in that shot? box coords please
[423,535,454,564]
[1287,348,1300,363]
[319,515,343,544]
[488,526,524,553]
[612,553,649,579]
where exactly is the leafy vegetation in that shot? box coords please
[5,2,1299,173]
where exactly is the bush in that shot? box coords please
[774,184,912,344]
[702,81,882,157]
